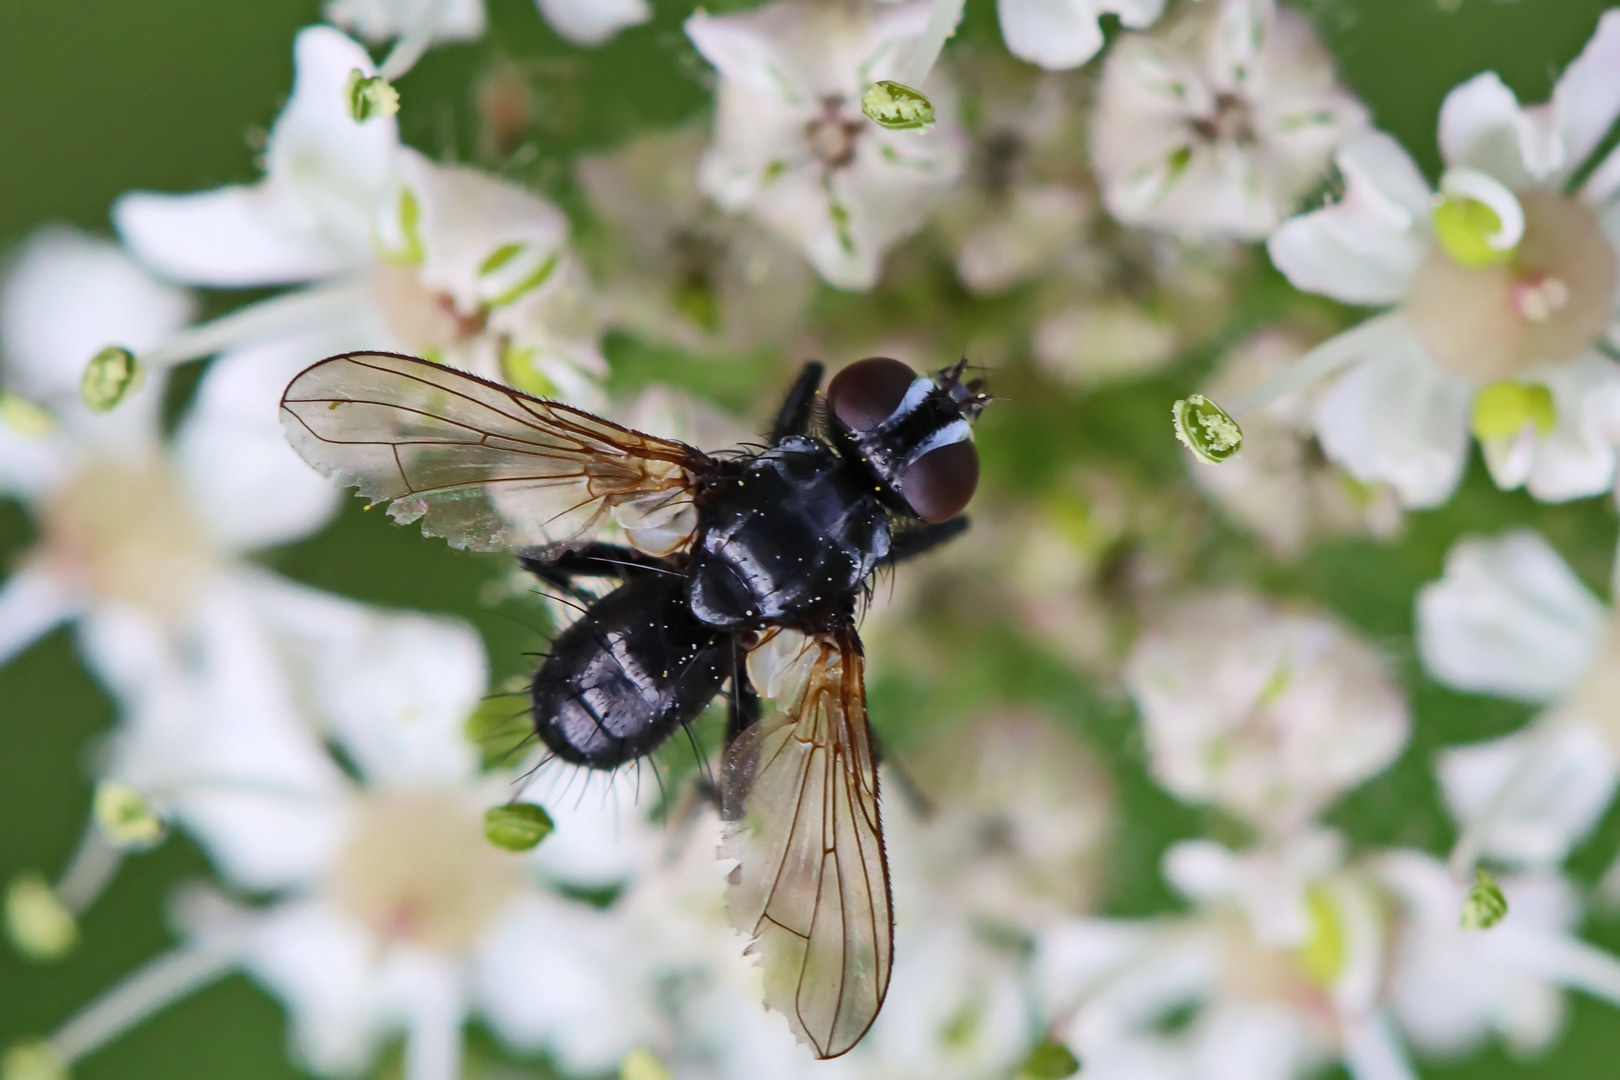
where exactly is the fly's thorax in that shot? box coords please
[686,441,890,628]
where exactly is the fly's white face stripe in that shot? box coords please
[903,418,973,466]
[875,377,935,432]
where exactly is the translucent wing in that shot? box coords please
[721,626,893,1059]
[279,352,712,554]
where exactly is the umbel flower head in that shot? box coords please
[1125,590,1410,835]
[114,25,607,408]
[686,0,966,291]
[1089,0,1367,240]
[11,605,663,1080]
[1268,12,1620,506]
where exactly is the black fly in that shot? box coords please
[280,353,988,1058]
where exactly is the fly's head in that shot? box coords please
[825,356,991,523]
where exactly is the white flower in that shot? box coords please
[33,607,659,1080]
[1124,590,1409,835]
[1090,0,1367,239]
[686,0,966,291]
[1036,833,1410,1080]
[114,25,605,407]
[0,226,338,750]
[1191,329,1402,558]
[1415,530,1620,871]
[576,124,816,354]
[1376,850,1620,1060]
[997,0,1164,72]
[1268,13,1620,506]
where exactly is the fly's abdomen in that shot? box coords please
[531,576,730,769]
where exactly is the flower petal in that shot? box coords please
[244,900,392,1075]
[1523,353,1620,502]
[472,893,654,1073]
[115,185,362,286]
[1313,324,1472,508]
[238,571,486,787]
[685,7,810,105]
[1554,11,1620,189]
[536,0,650,46]
[1438,721,1619,867]
[1416,529,1606,702]
[116,26,397,286]
[997,0,1108,71]
[1438,72,1545,186]
[325,0,487,44]
[0,565,79,668]
[174,334,344,552]
[1267,130,1431,305]
[0,227,194,405]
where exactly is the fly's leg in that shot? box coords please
[718,635,762,820]
[517,542,679,599]
[771,361,824,443]
[869,730,935,819]
[883,516,970,567]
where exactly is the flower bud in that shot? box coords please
[1461,867,1507,930]
[1016,1038,1080,1079]
[620,1048,673,1080]
[860,81,935,131]
[94,781,167,850]
[347,69,400,122]
[0,395,55,438]
[484,803,555,851]
[80,347,141,413]
[1172,393,1243,464]
[4,874,77,962]
[2,1041,67,1080]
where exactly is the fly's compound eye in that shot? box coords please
[826,357,917,433]
[899,439,979,523]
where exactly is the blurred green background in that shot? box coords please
[4,0,1620,1076]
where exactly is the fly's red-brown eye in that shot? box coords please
[899,440,979,523]
[826,357,916,433]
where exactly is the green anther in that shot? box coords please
[93,781,166,850]
[1461,867,1508,930]
[346,69,399,123]
[1172,394,1243,464]
[1296,887,1346,988]
[81,346,140,413]
[4,874,77,962]
[2,1041,68,1080]
[1433,195,1513,268]
[484,803,555,851]
[1470,381,1556,440]
[1016,1038,1081,1080]
[0,395,54,438]
[620,1048,673,1080]
[860,80,935,131]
